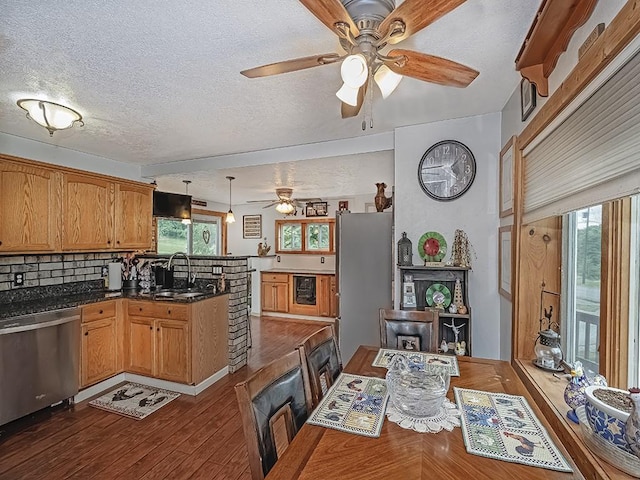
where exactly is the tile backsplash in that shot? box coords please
[0,253,119,291]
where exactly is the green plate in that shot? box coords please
[418,231,447,262]
[426,283,452,308]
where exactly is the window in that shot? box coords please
[157,212,222,256]
[276,219,335,254]
[563,205,602,375]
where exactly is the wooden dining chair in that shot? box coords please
[298,325,343,408]
[234,349,313,480]
[379,308,440,353]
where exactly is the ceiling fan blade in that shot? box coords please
[385,49,478,88]
[341,81,368,118]
[241,53,342,78]
[379,0,466,44]
[299,0,359,37]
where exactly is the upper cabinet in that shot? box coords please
[115,183,153,250]
[0,157,61,252]
[0,155,154,254]
[63,173,115,250]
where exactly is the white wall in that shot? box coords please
[394,112,501,360]
[0,132,142,180]
[498,1,627,361]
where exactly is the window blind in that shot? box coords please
[523,49,640,223]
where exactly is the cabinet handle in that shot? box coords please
[139,307,143,312]
[157,327,160,331]
[149,326,153,330]
[168,309,171,314]
[116,240,120,245]
[99,309,103,314]
[107,240,111,245]
[0,241,2,246]
[84,332,88,336]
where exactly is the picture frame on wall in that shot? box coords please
[499,136,515,218]
[520,77,537,121]
[498,225,513,301]
[305,201,328,217]
[243,214,262,239]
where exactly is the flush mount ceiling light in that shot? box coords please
[17,99,84,136]
[182,180,192,225]
[225,176,236,224]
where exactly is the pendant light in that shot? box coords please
[181,180,192,225]
[225,176,236,224]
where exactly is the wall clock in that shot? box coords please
[418,140,476,201]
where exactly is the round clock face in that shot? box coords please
[418,140,476,201]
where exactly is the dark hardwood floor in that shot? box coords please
[0,316,331,480]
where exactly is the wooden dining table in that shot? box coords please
[266,345,584,479]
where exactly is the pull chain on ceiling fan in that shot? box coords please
[241,0,479,120]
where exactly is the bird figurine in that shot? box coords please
[625,387,640,459]
[564,361,591,424]
[257,237,271,256]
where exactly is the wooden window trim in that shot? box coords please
[275,218,335,255]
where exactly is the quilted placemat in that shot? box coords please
[306,373,388,438]
[372,348,460,376]
[454,388,573,473]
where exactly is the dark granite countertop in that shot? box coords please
[0,287,229,320]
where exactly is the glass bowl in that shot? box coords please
[385,353,450,418]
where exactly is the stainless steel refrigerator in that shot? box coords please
[336,211,393,362]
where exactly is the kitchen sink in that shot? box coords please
[152,289,206,299]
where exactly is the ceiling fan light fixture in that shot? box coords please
[225,176,236,224]
[374,64,403,99]
[340,54,368,88]
[17,99,84,136]
[275,201,295,214]
[336,82,360,107]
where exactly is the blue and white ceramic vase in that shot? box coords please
[564,361,591,424]
[625,387,640,458]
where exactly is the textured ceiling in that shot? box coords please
[0,1,539,204]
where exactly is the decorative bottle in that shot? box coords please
[625,387,640,458]
[563,361,590,424]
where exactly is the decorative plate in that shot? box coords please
[418,232,447,262]
[426,283,452,308]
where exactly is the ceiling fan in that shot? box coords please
[248,188,321,215]
[241,0,479,118]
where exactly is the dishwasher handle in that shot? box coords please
[0,312,80,335]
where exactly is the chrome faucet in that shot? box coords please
[168,252,195,288]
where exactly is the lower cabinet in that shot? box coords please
[126,295,228,385]
[261,273,289,313]
[80,300,124,388]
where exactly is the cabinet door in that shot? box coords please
[81,317,118,388]
[261,282,276,311]
[0,159,60,252]
[63,173,114,250]
[317,275,331,317]
[115,183,153,250]
[128,316,154,376]
[274,283,289,312]
[329,275,337,318]
[156,319,190,383]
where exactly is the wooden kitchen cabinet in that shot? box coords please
[80,300,124,388]
[261,273,289,313]
[0,156,61,252]
[115,183,153,250]
[317,274,337,318]
[62,172,115,250]
[126,295,228,385]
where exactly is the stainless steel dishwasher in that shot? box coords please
[0,307,81,426]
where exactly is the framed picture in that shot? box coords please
[243,214,262,239]
[305,201,328,217]
[498,225,513,301]
[338,200,349,212]
[520,77,537,121]
[499,136,515,218]
[397,335,421,351]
